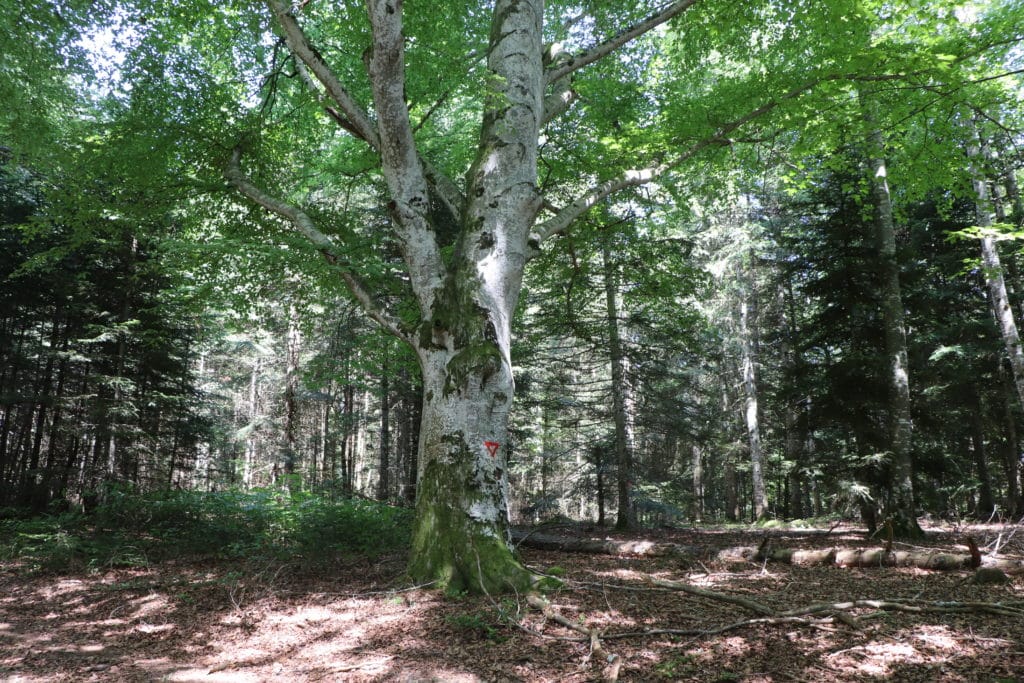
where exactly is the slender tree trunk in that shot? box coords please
[863,107,923,538]
[378,345,391,501]
[691,444,703,523]
[738,255,768,520]
[280,303,302,487]
[1000,369,1023,515]
[724,457,739,522]
[970,132,1024,414]
[968,389,995,518]
[603,242,635,530]
[782,276,806,519]
[244,355,260,488]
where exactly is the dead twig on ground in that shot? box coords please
[527,594,622,682]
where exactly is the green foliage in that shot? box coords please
[0,489,412,572]
[445,598,518,643]
[654,653,699,679]
[445,611,507,642]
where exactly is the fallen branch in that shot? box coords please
[527,594,622,682]
[649,578,774,616]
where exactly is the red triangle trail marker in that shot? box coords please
[484,441,500,458]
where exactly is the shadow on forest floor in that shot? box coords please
[1,522,1022,682]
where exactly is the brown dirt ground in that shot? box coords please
[1,522,1022,682]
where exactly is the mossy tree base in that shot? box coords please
[408,458,535,594]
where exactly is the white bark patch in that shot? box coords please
[468,500,500,525]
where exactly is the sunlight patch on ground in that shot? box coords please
[588,567,658,582]
[127,592,172,619]
[823,625,983,678]
[827,641,928,677]
[200,594,438,679]
[76,643,105,653]
[909,624,961,651]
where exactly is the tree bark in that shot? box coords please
[378,345,391,502]
[603,241,635,530]
[1000,364,1023,514]
[280,302,301,487]
[400,0,542,593]
[863,105,923,538]
[691,444,704,523]
[738,254,768,520]
[968,389,995,518]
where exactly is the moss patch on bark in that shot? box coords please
[407,459,534,595]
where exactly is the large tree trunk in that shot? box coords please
[407,297,534,594]
[227,0,700,593]
[400,0,542,593]
[863,107,923,539]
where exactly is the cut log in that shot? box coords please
[512,531,701,558]
[512,530,1024,574]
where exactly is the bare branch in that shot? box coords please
[225,147,408,342]
[267,0,381,149]
[545,0,700,87]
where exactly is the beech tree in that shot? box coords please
[213,0,842,593]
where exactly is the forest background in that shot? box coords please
[1,0,1023,588]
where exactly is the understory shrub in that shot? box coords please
[0,488,413,571]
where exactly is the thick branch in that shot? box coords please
[225,147,407,341]
[541,73,576,127]
[364,0,447,315]
[366,0,425,199]
[545,0,700,87]
[650,578,775,616]
[267,0,380,149]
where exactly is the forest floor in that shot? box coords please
[1,522,1022,682]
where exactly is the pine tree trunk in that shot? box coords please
[1000,365,1023,514]
[280,304,301,487]
[691,444,703,523]
[969,390,996,518]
